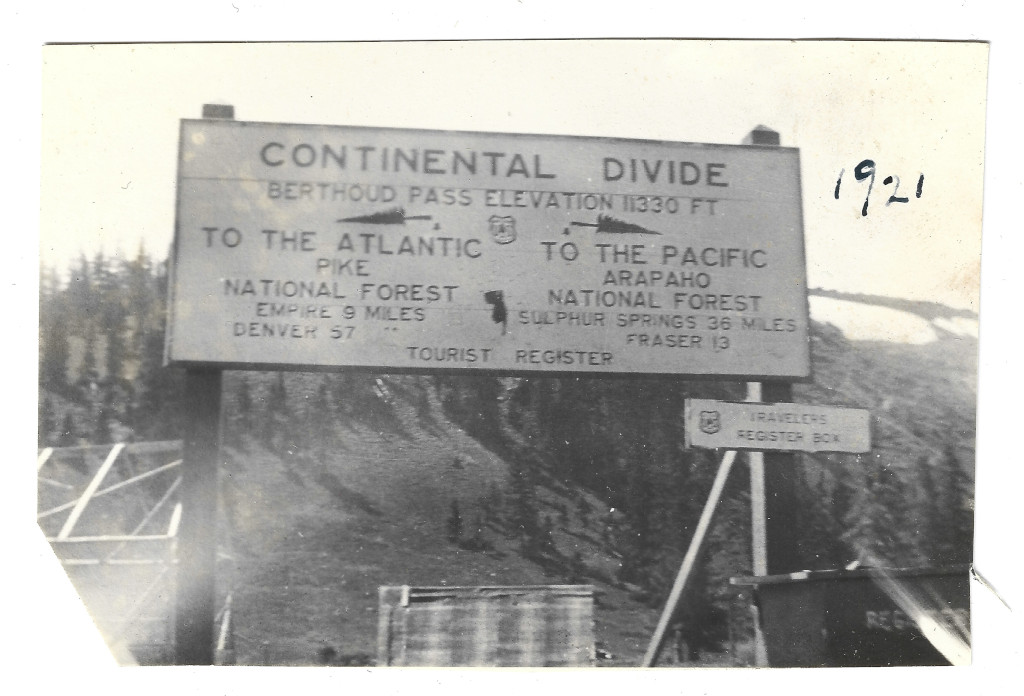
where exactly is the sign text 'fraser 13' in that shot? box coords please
[166,120,810,378]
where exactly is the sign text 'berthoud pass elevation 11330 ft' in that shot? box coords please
[166,120,810,378]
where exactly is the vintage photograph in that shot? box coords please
[35,39,989,676]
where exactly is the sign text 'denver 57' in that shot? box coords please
[166,120,809,378]
[684,399,871,453]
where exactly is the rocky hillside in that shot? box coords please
[39,285,979,666]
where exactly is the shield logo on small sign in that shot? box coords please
[488,215,517,244]
[699,411,722,435]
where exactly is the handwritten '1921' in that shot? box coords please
[835,160,924,216]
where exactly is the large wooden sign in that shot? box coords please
[684,399,871,453]
[166,120,809,378]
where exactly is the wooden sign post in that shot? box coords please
[175,368,222,664]
[760,381,802,575]
[741,127,798,665]
[173,104,233,665]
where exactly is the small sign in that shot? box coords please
[684,399,871,453]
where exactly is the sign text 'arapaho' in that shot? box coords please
[684,399,871,453]
[166,120,809,378]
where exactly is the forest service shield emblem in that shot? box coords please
[699,410,722,435]
[488,215,517,244]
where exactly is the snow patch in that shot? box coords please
[809,296,938,344]
[933,316,979,338]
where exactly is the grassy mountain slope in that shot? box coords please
[799,319,977,471]
[219,379,665,665]
[39,290,979,667]
[213,314,976,666]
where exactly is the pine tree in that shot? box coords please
[576,494,591,527]
[617,459,658,587]
[671,551,719,660]
[843,464,913,566]
[93,403,113,444]
[124,241,156,362]
[38,248,180,443]
[569,551,587,583]
[39,317,71,394]
[539,515,557,555]
[38,396,56,446]
[39,262,60,303]
[94,251,124,342]
[479,481,503,525]
[907,453,938,565]
[306,383,333,458]
[81,328,98,385]
[949,467,974,565]
[92,250,110,296]
[508,465,541,555]
[795,469,845,570]
[463,511,489,551]
[58,412,77,447]
[446,500,463,544]
[704,493,752,655]
[134,288,185,441]
[222,375,245,449]
[104,312,127,388]
[923,444,974,565]
[67,253,94,333]
[39,265,71,394]
[236,376,254,435]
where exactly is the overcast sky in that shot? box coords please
[41,40,987,310]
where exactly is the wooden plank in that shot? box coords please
[216,593,233,653]
[37,460,181,520]
[123,440,183,457]
[37,476,73,490]
[60,558,173,566]
[174,367,223,665]
[642,449,738,666]
[56,443,125,539]
[49,533,174,544]
[167,502,183,537]
[101,477,182,564]
[40,440,180,458]
[37,447,53,471]
[129,477,181,537]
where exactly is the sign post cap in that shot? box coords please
[202,104,235,119]
[743,125,781,146]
